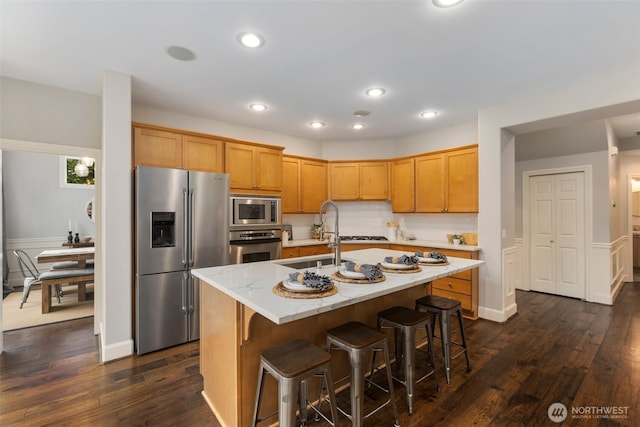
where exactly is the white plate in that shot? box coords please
[418,257,446,264]
[340,269,366,279]
[381,261,415,270]
[283,279,325,293]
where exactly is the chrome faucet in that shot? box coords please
[319,200,341,266]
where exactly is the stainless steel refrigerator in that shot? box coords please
[135,166,229,355]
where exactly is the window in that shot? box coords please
[60,156,95,188]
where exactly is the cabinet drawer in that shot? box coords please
[431,288,472,311]
[281,247,299,259]
[432,277,471,295]
[298,245,331,257]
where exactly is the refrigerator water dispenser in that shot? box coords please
[151,212,175,247]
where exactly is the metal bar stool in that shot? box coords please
[325,321,400,426]
[376,306,440,415]
[252,339,339,427]
[415,295,471,385]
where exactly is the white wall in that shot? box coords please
[99,70,132,361]
[606,120,625,241]
[3,151,95,239]
[395,120,478,157]
[0,77,101,148]
[321,139,396,160]
[478,64,640,321]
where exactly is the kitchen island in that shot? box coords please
[192,248,484,426]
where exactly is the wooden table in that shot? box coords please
[36,247,95,313]
[37,247,95,269]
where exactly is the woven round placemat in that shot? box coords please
[377,263,422,274]
[273,281,338,299]
[418,261,449,266]
[331,272,386,284]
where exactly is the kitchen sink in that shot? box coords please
[277,256,337,269]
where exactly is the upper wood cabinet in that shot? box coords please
[182,134,224,173]
[300,158,328,212]
[329,161,389,201]
[391,157,415,212]
[282,156,328,213]
[133,126,183,169]
[226,142,283,192]
[282,157,301,213]
[133,124,224,173]
[415,146,478,213]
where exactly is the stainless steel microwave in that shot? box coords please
[230,195,281,228]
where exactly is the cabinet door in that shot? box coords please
[183,135,224,173]
[282,157,300,213]
[360,162,389,200]
[133,127,182,168]
[225,142,255,190]
[255,147,282,191]
[300,159,328,212]
[447,147,478,212]
[330,163,360,200]
[415,153,445,212]
[391,158,415,212]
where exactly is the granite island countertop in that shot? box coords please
[192,248,484,325]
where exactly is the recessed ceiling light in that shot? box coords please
[420,110,439,119]
[352,123,365,130]
[353,110,371,117]
[309,121,326,129]
[249,103,267,111]
[365,88,386,97]
[166,46,196,61]
[433,0,464,8]
[237,32,265,48]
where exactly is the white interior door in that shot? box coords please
[529,172,585,299]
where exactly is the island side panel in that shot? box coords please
[236,283,430,426]
[200,283,242,427]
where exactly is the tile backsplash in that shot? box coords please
[283,201,477,242]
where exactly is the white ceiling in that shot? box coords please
[1,0,639,142]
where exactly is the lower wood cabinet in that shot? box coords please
[298,244,332,257]
[281,247,299,259]
[281,244,332,259]
[391,244,479,319]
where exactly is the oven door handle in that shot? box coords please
[230,238,281,245]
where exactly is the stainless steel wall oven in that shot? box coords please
[229,228,281,264]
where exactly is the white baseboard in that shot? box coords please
[99,321,133,362]
[478,303,517,323]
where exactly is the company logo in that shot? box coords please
[548,403,568,423]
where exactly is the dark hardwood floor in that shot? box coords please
[1,284,639,426]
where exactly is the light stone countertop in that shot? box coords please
[192,248,484,325]
[283,238,481,252]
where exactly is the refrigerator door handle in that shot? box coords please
[188,188,195,267]
[188,274,194,314]
[182,189,189,267]
[181,272,188,315]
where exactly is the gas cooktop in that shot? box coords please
[340,235,388,241]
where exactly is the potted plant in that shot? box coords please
[452,234,465,246]
[310,223,323,240]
